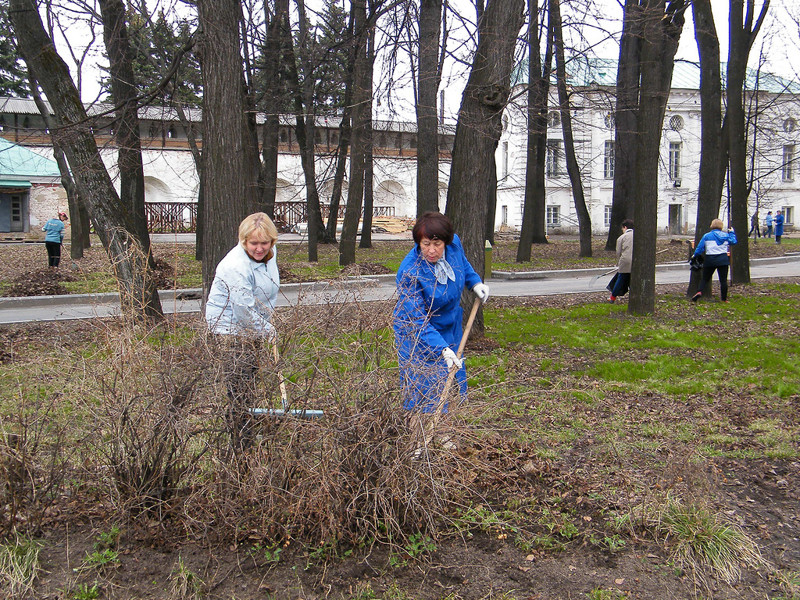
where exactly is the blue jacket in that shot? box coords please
[393,234,482,412]
[694,228,737,267]
[42,218,65,243]
[775,213,785,236]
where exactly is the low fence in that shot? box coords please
[146,201,395,233]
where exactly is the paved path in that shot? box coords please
[1,256,798,325]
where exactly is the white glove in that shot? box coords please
[472,282,490,303]
[442,347,463,370]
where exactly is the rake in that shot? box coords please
[251,342,324,419]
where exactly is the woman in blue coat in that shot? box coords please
[691,218,737,302]
[774,210,785,244]
[393,212,489,413]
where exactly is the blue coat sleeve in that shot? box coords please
[450,234,483,290]
[395,269,450,358]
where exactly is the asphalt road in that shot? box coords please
[1,256,798,325]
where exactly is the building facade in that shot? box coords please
[2,61,798,236]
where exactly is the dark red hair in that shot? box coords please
[412,212,454,245]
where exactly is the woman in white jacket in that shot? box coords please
[609,219,633,303]
[206,212,280,449]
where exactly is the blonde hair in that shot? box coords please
[238,213,278,260]
[710,218,724,230]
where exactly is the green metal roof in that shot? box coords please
[0,137,61,179]
[512,56,800,94]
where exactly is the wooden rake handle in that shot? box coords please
[272,340,289,410]
[432,296,481,422]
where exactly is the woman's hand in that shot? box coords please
[442,348,463,370]
[472,282,490,303]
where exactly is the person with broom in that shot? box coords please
[393,212,489,415]
[206,212,280,450]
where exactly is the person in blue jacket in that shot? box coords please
[393,212,489,414]
[691,218,737,302]
[764,211,773,238]
[42,211,68,269]
[774,210,785,244]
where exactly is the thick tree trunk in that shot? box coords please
[416,0,442,216]
[629,0,684,315]
[447,0,525,334]
[551,0,591,257]
[360,22,375,249]
[727,0,769,285]
[99,0,152,264]
[689,0,726,296]
[517,0,551,262]
[605,0,641,252]
[339,0,369,267]
[197,0,261,292]
[11,0,162,319]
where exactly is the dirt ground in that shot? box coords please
[2,283,798,600]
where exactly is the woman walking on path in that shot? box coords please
[691,219,737,302]
[765,211,773,238]
[42,211,68,269]
[608,219,633,303]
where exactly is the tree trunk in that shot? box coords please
[628,0,684,315]
[171,100,203,261]
[360,20,375,249]
[447,0,525,335]
[257,0,290,220]
[727,0,769,285]
[11,0,162,319]
[28,73,88,260]
[416,0,442,216]
[689,0,726,296]
[551,0,591,257]
[605,0,641,252]
[339,0,369,267]
[517,0,551,262]
[197,0,261,292]
[292,0,325,261]
[98,0,152,264]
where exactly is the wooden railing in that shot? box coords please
[146,201,395,233]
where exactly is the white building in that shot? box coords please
[494,58,800,234]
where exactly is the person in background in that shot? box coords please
[764,211,773,238]
[749,212,761,239]
[691,218,737,302]
[608,219,634,303]
[393,212,489,415]
[206,212,280,450]
[42,211,68,269]
[774,210,785,244]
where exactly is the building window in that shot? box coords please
[501,141,509,178]
[604,140,615,179]
[604,205,612,228]
[547,111,560,129]
[783,118,796,133]
[546,140,562,177]
[782,206,794,225]
[669,115,684,131]
[501,205,508,226]
[604,112,615,130]
[668,142,681,180]
[782,145,795,181]
[546,205,560,226]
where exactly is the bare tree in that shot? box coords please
[99,0,152,264]
[551,0,591,257]
[628,0,686,315]
[196,0,261,291]
[517,0,552,262]
[416,0,443,216]
[689,0,727,296]
[605,0,641,252]
[447,0,525,335]
[10,0,163,318]
[728,0,770,285]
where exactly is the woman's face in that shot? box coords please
[419,236,445,263]
[244,234,273,262]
